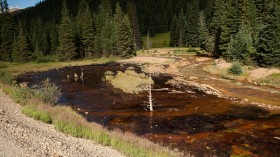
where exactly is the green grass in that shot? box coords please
[54,120,111,145]
[258,73,280,87]
[203,62,250,81]
[4,85,33,104]
[0,57,120,75]
[172,48,201,55]
[22,105,52,124]
[142,32,170,48]
[0,63,8,69]
[0,71,15,85]
[2,78,61,105]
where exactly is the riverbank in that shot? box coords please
[0,89,125,157]
[0,57,183,157]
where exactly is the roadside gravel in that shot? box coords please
[0,89,125,157]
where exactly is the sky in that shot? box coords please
[8,0,42,9]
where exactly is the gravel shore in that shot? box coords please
[0,89,125,157]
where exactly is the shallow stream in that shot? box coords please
[18,63,280,156]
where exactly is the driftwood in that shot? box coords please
[168,90,185,94]
[151,88,169,92]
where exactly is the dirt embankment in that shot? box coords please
[0,90,124,157]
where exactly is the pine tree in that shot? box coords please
[127,0,143,49]
[77,0,95,58]
[0,13,16,61]
[94,0,112,57]
[169,15,178,47]
[12,23,31,62]
[0,0,3,13]
[198,11,214,53]
[49,19,59,53]
[0,0,8,13]
[0,1,15,61]
[211,0,226,56]
[219,1,237,55]
[115,4,135,57]
[101,18,116,56]
[3,0,8,12]
[186,0,199,47]
[225,25,255,64]
[58,0,76,61]
[177,10,187,47]
[31,17,50,55]
[256,0,280,67]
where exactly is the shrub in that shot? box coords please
[22,105,52,124]
[0,71,15,85]
[228,63,243,75]
[32,79,61,104]
[6,85,33,104]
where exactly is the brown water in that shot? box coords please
[18,63,280,157]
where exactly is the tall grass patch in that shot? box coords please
[258,73,280,87]
[0,71,15,85]
[172,48,200,55]
[4,85,33,104]
[22,104,52,124]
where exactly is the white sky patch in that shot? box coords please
[10,6,22,9]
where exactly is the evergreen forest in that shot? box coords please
[0,0,279,67]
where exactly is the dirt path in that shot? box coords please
[0,89,125,157]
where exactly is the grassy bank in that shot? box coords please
[0,59,184,157]
[142,32,170,48]
[203,63,250,81]
[137,47,201,57]
[204,61,280,88]
[0,57,119,75]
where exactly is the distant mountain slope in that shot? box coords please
[9,8,21,13]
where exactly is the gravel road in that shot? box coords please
[0,89,125,157]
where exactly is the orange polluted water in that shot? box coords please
[18,63,280,157]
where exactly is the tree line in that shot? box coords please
[0,0,140,62]
[0,0,195,62]
[0,0,279,67]
[170,0,280,67]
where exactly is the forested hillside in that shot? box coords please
[0,0,279,67]
[170,0,280,67]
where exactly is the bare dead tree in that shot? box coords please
[146,63,154,112]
